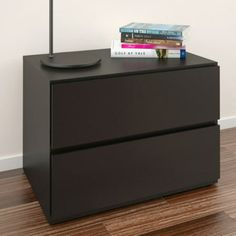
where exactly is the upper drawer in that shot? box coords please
[51,66,219,149]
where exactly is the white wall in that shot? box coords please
[0,0,236,170]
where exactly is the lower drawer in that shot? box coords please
[51,125,220,222]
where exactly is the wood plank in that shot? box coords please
[0,169,23,179]
[0,197,166,235]
[0,173,36,210]
[0,202,109,236]
[104,185,228,236]
[141,212,236,236]
[46,224,111,236]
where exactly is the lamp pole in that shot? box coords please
[49,0,54,58]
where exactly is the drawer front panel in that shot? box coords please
[51,125,220,221]
[51,66,219,149]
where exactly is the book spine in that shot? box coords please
[120,28,182,37]
[111,48,186,59]
[121,43,185,50]
[121,38,183,47]
[121,33,183,40]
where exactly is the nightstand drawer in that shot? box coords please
[51,125,219,221]
[51,66,219,149]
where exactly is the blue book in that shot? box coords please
[120,22,189,37]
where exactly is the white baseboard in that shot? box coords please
[0,154,22,172]
[0,116,236,173]
[219,116,236,130]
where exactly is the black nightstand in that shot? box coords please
[23,49,220,224]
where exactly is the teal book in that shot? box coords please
[120,22,189,37]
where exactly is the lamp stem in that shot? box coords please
[49,0,54,58]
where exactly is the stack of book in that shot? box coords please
[111,22,189,59]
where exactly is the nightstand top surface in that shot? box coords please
[24,48,218,83]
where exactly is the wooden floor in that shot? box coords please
[1,128,236,235]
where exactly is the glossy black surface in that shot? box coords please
[52,66,219,149]
[51,126,219,222]
[23,49,220,224]
[23,60,51,218]
[23,49,217,83]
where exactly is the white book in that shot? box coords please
[110,40,186,59]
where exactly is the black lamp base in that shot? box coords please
[40,54,101,69]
